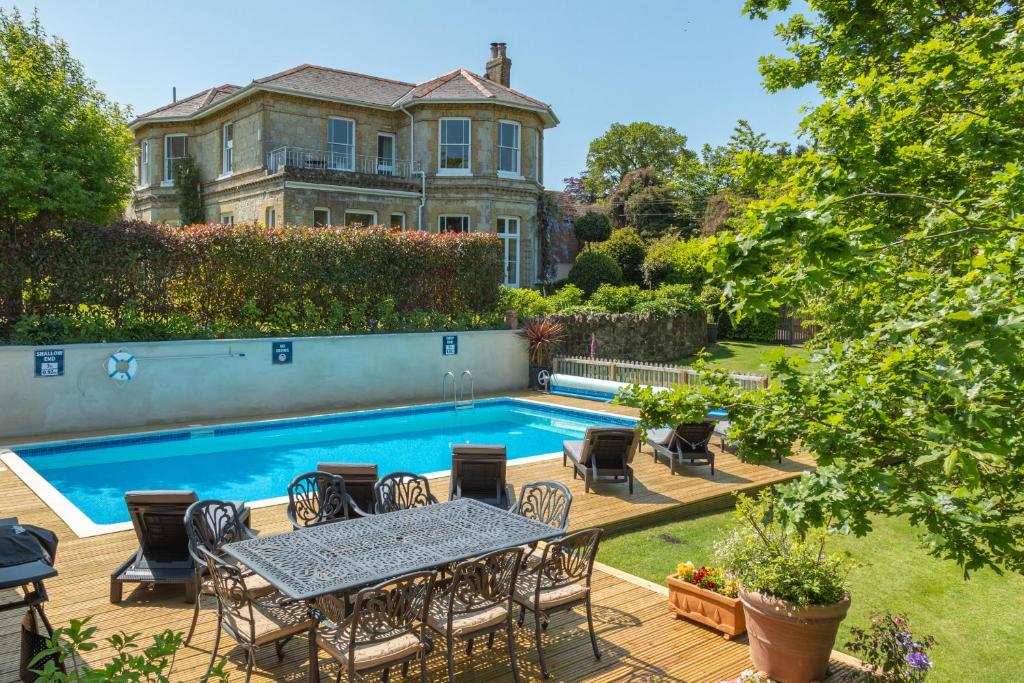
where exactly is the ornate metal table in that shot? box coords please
[224,498,563,682]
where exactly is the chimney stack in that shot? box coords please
[172,86,177,103]
[485,42,511,88]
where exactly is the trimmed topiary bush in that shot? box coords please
[568,251,623,296]
[573,211,612,246]
[641,236,712,288]
[588,284,645,313]
[597,228,647,284]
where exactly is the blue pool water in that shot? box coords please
[12,398,633,526]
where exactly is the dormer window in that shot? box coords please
[438,118,471,175]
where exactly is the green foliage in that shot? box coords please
[625,183,682,238]
[30,616,229,682]
[588,284,644,313]
[844,613,936,682]
[572,211,612,246]
[498,286,551,319]
[712,0,1024,573]
[545,283,585,311]
[699,284,725,324]
[173,155,204,225]
[715,493,848,607]
[596,228,646,284]
[719,309,779,341]
[584,122,693,197]
[568,250,622,295]
[5,223,504,343]
[0,9,134,330]
[641,236,712,288]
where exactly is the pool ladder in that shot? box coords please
[442,370,475,409]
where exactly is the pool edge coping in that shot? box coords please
[3,394,636,539]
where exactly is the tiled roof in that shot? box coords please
[132,64,553,125]
[135,84,241,120]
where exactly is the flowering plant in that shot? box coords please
[720,670,776,683]
[843,613,936,682]
[675,561,739,598]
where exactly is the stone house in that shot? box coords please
[128,43,557,287]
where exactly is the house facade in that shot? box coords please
[128,43,557,287]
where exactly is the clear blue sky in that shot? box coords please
[20,0,814,189]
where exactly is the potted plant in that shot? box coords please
[667,561,745,639]
[716,494,850,683]
[517,318,565,390]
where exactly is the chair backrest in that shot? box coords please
[203,551,259,646]
[671,422,715,455]
[449,444,507,500]
[348,570,435,653]
[184,499,251,566]
[374,472,439,514]
[317,462,378,514]
[535,527,603,591]
[287,471,352,529]
[443,547,522,625]
[124,490,198,563]
[580,427,639,469]
[512,481,572,531]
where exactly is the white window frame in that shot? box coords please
[438,215,470,233]
[496,216,520,287]
[221,123,234,177]
[376,133,396,175]
[220,212,234,225]
[162,134,187,186]
[265,207,276,228]
[497,120,521,178]
[139,140,150,187]
[344,210,378,227]
[390,212,406,230]
[328,117,355,171]
[312,207,331,227]
[534,129,541,182]
[438,118,471,176]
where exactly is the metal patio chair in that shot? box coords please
[287,471,362,529]
[373,472,439,514]
[317,462,379,515]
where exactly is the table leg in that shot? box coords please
[307,605,320,683]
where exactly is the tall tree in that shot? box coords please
[0,9,134,330]
[709,0,1024,573]
[583,122,692,197]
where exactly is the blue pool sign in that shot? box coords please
[272,341,293,365]
[442,335,458,356]
[34,349,64,377]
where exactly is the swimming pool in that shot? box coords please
[1,398,634,536]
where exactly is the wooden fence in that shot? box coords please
[553,356,769,391]
[776,310,820,345]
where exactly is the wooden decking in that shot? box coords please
[0,392,850,683]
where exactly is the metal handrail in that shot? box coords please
[267,146,421,179]
[442,371,457,407]
[458,370,475,409]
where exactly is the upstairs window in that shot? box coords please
[438,118,471,174]
[163,134,187,184]
[328,118,355,171]
[139,140,150,186]
[438,215,470,233]
[498,121,520,176]
[222,123,234,175]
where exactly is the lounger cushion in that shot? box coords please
[426,599,508,637]
[317,622,424,670]
[514,576,588,609]
[317,463,378,479]
[451,444,506,459]
[646,428,673,447]
[223,593,313,646]
[124,490,198,506]
[563,440,585,464]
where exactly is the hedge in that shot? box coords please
[3,222,504,343]
[719,310,780,341]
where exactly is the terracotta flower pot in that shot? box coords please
[666,574,746,639]
[739,589,851,683]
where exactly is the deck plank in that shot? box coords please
[0,392,853,682]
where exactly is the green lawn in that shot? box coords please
[678,340,813,377]
[599,511,1023,682]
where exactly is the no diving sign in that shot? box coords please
[272,341,293,365]
[34,349,64,377]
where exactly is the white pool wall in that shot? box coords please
[0,330,527,439]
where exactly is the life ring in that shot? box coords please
[106,351,138,381]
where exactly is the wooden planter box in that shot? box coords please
[666,574,746,639]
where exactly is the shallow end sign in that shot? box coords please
[442,334,458,356]
[272,341,293,365]
[34,349,64,377]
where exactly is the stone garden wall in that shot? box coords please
[541,311,707,363]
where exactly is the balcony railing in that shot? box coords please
[267,147,420,179]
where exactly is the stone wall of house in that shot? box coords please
[540,311,707,363]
